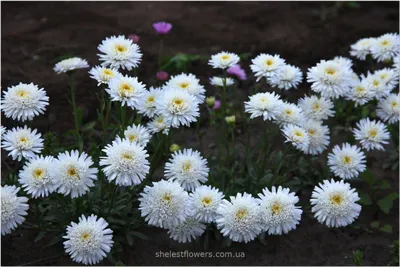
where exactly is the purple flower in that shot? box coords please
[213,100,221,110]
[153,21,172,35]
[227,64,247,80]
[156,71,169,81]
[128,34,140,43]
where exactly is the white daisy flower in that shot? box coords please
[298,95,335,121]
[63,214,113,265]
[311,179,361,228]
[257,186,302,235]
[1,82,49,122]
[88,66,120,86]
[328,143,366,180]
[97,35,142,70]
[250,53,286,82]
[393,56,400,79]
[106,75,146,108]
[216,192,263,243]
[123,124,152,147]
[164,73,205,103]
[54,57,89,74]
[281,123,310,152]
[208,51,240,69]
[365,72,391,100]
[209,76,235,87]
[370,33,400,62]
[377,93,400,124]
[0,125,6,140]
[52,150,98,198]
[167,216,206,243]
[267,64,303,90]
[147,115,170,134]
[244,92,283,121]
[137,87,162,118]
[155,88,200,128]
[165,148,209,191]
[18,155,57,198]
[333,56,353,69]
[302,120,330,155]
[1,185,29,236]
[139,180,191,229]
[275,102,305,126]
[350,37,376,60]
[1,126,43,161]
[353,118,390,151]
[345,78,374,106]
[189,185,224,223]
[100,137,150,187]
[373,68,399,91]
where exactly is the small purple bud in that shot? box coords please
[153,21,173,35]
[128,34,140,43]
[213,100,222,110]
[156,71,169,81]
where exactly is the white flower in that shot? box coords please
[307,60,353,98]
[298,95,335,121]
[88,66,120,86]
[250,54,285,82]
[165,148,209,191]
[167,217,206,243]
[97,35,142,70]
[100,137,150,186]
[377,93,400,124]
[52,150,98,198]
[365,72,391,100]
[311,179,361,228]
[0,125,6,140]
[137,87,162,118]
[1,185,29,235]
[267,64,303,90]
[345,78,374,106]
[1,126,43,161]
[275,102,305,126]
[189,185,224,223]
[216,192,263,243]
[147,115,170,134]
[155,89,199,128]
[165,73,205,103]
[244,92,283,121]
[123,124,152,147]
[208,51,240,69]
[139,180,191,229]
[328,143,366,179]
[393,56,400,80]
[333,56,353,69]
[106,75,146,108]
[54,57,89,74]
[257,186,302,235]
[373,68,399,91]
[353,118,390,151]
[209,76,235,87]
[370,33,400,62]
[302,120,330,155]
[63,214,113,265]
[18,155,57,198]
[1,82,49,122]
[350,37,376,60]
[281,123,310,152]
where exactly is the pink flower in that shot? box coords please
[227,64,247,80]
[213,100,221,110]
[153,22,172,35]
[128,34,140,43]
[156,71,169,81]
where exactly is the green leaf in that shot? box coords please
[387,192,399,201]
[75,107,83,128]
[35,231,47,242]
[379,179,391,190]
[81,121,97,132]
[380,224,392,233]
[377,196,394,214]
[361,169,376,186]
[370,221,380,228]
[358,193,373,206]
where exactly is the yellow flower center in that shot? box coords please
[179,82,189,89]
[103,69,114,76]
[312,103,320,110]
[372,80,380,87]
[380,74,387,79]
[265,59,273,66]
[271,202,282,215]
[147,96,155,103]
[17,90,29,98]
[221,55,230,60]
[115,44,127,52]
[391,101,398,108]
[381,40,389,46]
[285,109,292,115]
[18,137,27,143]
[235,209,248,220]
[356,86,365,93]
[325,68,336,75]
[156,117,164,123]
[343,156,352,164]
[294,131,303,137]
[368,129,377,138]
[201,197,212,206]
[308,129,316,136]
[80,232,90,240]
[182,161,192,172]
[162,193,172,202]
[119,83,133,97]
[260,97,268,103]
[330,194,343,205]
[121,153,133,160]
[173,98,183,107]
[67,167,79,179]
[33,168,45,180]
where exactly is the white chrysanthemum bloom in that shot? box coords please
[333,56,353,69]
[345,78,374,106]
[139,180,191,229]
[257,186,302,235]
[364,73,391,100]
[106,75,146,108]
[350,37,376,60]
[137,87,162,118]
[393,56,400,80]
[97,35,142,70]
[1,126,43,161]
[244,92,283,121]
[189,185,224,223]
[1,83,49,122]
[208,51,240,69]
[100,137,150,186]
[281,123,310,152]
[52,150,98,198]
[311,179,361,228]
[267,64,303,90]
[147,115,170,134]
[370,33,400,62]
[328,143,366,180]
[164,73,206,103]
[165,148,209,191]
[377,93,400,124]
[250,53,286,82]
[155,88,199,128]
[54,57,89,74]
[275,102,305,126]
[18,155,57,198]
[302,120,330,155]
[123,124,152,147]
[209,76,235,87]
[63,214,113,265]
[1,185,29,236]
[307,60,353,98]
[373,68,398,91]
[0,125,6,140]
[353,118,390,151]
[298,95,335,121]
[167,216,206,243]
[216,192,263,243]
[88,66,120,86]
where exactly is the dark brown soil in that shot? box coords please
[1,1,399,266]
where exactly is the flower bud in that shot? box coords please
[169,143,181,153]
[206,97,215,108]
[225,115,236,125]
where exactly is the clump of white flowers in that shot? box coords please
[164,73,205,103]
[370,33,400,62]
[1,185,29,235]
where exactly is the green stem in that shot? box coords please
[222,71,228,118]
[120,103,127,134]
[68,73,83,152]
[107,185,118,217]
[274,145,290,185]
